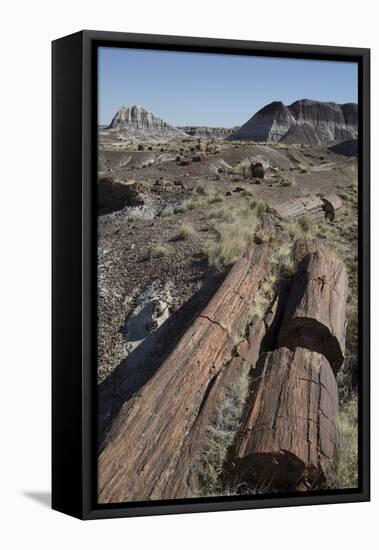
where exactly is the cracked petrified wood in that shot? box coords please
[275,196,325,220]
[229,347,338,490]
[278,246,348,372]
[165,300,279,499]
[98,243,270,503]
[321,194,343,221]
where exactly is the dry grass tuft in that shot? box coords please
[197,371,250,497]
[203,200,265,269]
[177,222,197,241]
[144,244,172,261]
[159,205,174,217]
[280,175,295,187]
[296,163,308,173]
[178,182,224,212]
[332,392,358,489]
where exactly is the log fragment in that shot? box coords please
[98,244,270,503]
[321,193,343,221]
[278,247,348,372]
[230,347,338,490]
[275,196,325,220]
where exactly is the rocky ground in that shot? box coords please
[97,133,359,491]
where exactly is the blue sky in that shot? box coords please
[98,47,358,128]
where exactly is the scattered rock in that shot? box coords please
[250,162,265,178]
[98,178,144,214]
[192,154,205,162]
[174,180,186,189]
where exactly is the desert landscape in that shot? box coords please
[97,97,359,503]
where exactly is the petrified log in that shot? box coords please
[278,246,348,372]
[98,244,270,503]
[322,193,343,221]
[167,300,279,498]
[292,236,326,264]
[229,347,338,490]
[275,196,325,220]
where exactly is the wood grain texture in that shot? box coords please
[230,347,338,490]
[98,243,270,503]
[275,196,325,220]
[165,300,279,498]
[292,237,326,264]
[278,246,348,372]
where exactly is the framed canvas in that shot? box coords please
[52,30,370,520]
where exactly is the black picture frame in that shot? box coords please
[52,30,370,520]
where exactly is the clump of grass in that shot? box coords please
[178,182,224,212]
[297,215,313,233]
[177,222,197,241]
[270,239,296,280]
[127,210,145,221]
[296,163,308,173]
[332,392,358,489]
[173,203,188,214]
[250,199,267,215]
[203,200,264,269]
[281,214,314,240]
[280,175,295,187]
[197,371,250,497]
[159,205,174,217]
[234,157,253,178]
[144,244,172,260]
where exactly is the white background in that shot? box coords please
[1,1,376,548]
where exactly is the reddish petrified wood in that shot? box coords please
[165,300,279,498]
[98,244,270,503]
[230,347,338,490]
[278,246,348,372]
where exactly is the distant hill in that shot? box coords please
[108,105,184,138]
[227,99,358,145]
